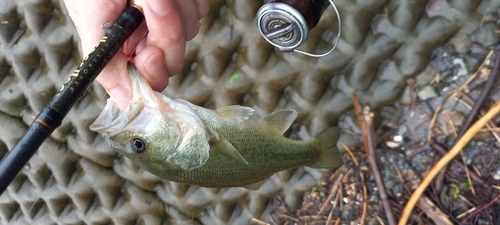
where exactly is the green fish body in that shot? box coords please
[90,63,341,189]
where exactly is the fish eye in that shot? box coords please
[129,138,146,154]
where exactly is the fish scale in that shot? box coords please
[90,63,342,189]
[162,123,320,186]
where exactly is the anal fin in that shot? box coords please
[243,180,265,190]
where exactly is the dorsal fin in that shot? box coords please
[216,105,255,121]
[263,109,298,134]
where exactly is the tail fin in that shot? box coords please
[310,127,342,168]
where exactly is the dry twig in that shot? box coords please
[431,143,485,185]
[416,196,453,225]
[458,93,500,144]
[251,218,271,225]
[456,207,477,219]
[428,104,443,143]
[340,143,367,224]
[460,149,475,195]
[452,50,493,96]
[360,176,368,225]
[456,47,500,138]
[398,99,500,225]
[352,94,396,225]
[460,194,500,225]
[316,175,343,218]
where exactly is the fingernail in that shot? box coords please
[108,86,132,111]
[148,0,172,17]
[145,52,166,77]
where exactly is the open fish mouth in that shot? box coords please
[90,98,143,137]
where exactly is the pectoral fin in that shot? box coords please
[212,131,248,165]
[263,109,298,134]
[216,105,255,121]
[167,127,211,171]
[168,135,210,171]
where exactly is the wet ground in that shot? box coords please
[258,13,500,224]
[1,0,500,224]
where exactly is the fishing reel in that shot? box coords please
[256,0,341,57]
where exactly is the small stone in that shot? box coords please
[397,126,407,135]
[418,86,438,100]
[452,58,468,77]
[386,141,401,148]
[385,180,394,189]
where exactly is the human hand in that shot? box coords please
[64,0,209,110]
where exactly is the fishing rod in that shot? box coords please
[0,1,144,194]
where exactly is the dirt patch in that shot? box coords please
[257,9,500,225]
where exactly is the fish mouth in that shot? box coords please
[90,98,143,136]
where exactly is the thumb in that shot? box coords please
[75,0,127,56]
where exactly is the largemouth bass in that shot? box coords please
[90,63,342,189]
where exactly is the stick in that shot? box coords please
[456,46,500,138]
[251,218,271,225]
[457,93,500,144]
[416,196,453,225]
[340,143,367,225]
[352,94,397,225]
[316,176,342,216]
[459,194,500,225]
[398,99,500,225]
[432,143,485,185]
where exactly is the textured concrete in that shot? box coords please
[0,0,499,224]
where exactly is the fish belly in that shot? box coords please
[162,123,319,187]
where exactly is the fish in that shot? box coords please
[90,62,342,189]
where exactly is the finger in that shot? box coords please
[76,0,127,55]
[123,21,149,56]
[142,0,186,76]
[176,0,201,41]
[135,35,148,54]
[74,0,129,109]
[193,0,210,19]
[98,46,170,109]
[95,52,133,110]
[134,46,169,92]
